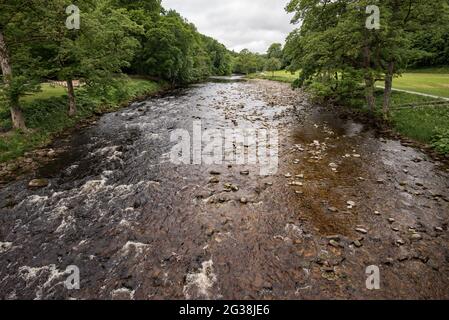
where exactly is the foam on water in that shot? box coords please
[183,259,217,299]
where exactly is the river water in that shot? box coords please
[1,78,448,299]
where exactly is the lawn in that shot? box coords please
[248,70,300,83]
[389,72,449,98]
[20,83,67,103]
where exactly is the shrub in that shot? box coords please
[432,128,449,155]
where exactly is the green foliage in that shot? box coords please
[285,0,449,112]
[409,3,449,68]
[124,7,231,84]
[432,128,449,155]
[267,43,283,60]
[264,58,282,76]
[232,49,266,75]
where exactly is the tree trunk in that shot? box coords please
[364,77,376,112]
[382,61,395,120]
[363,45,376,112]
[0,30,27,130]
[66,79,77,116]
[10,97,27,129]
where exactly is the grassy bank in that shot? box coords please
[0,78,167,163]
[247,70,300,83]
[249,69,449,154]
[382,72,449,98]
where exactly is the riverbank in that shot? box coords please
[0,77,170,181]
[248,70,449,157]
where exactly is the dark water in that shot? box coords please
[1,79,448,299]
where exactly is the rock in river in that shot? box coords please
[28,179,49,188]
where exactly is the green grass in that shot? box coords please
[247,70,300,83]
[20,83,67,103]
[251,68,449,98]
[373,90,449,143]
[0,77,167,163]
[388,72,449,98]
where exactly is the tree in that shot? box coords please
[285,0,449,118]
[0,0,53,130]
[376,0,449,118]
[267,43,283,60]
[264,57,282,76]
[233,49,266,75]
[202,35,232,76]
[41,0,140,116]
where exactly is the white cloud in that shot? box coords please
[162,0,296,53]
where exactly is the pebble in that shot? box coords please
[209,177,219,184]
[328,207,339,213]
[353,240,363,248]
[329,240,342,248]
[285,173,292,178]
[28,179,49,188]
[240,170,250,176]
[396,239,405,245]
[289,181,303,186]
[206,228,216,237]
[374,211,381,216]
[388,218,395,224]
[355,228,368,234]
[209,170,221,175]
[240,197,248,204]
[434,227,443,232]
[224,183,239,192]
[410,233,422,241]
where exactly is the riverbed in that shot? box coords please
[1,78,448,299]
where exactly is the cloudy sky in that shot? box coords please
[162,0,296,54]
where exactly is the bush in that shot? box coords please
[432,128,449,155]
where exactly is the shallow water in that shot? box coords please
[1,79,448,299]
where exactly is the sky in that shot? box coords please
[162,0,296,54]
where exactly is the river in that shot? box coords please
[1,78,448,299]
